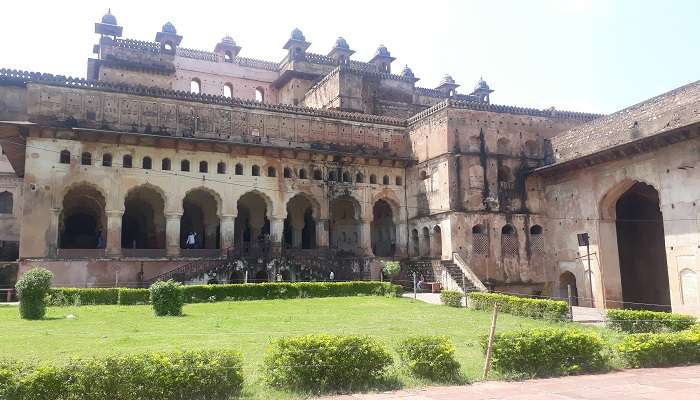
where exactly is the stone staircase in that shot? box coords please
[441,260,479,292]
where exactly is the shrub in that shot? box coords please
[468,292,568,321]
[149,280,184,316]
[381,260,401,276]
[396,336,460,381]
[440,290,463,307]
[606,309,697,333]
[117,288,150,305]
[15,268,53,320]
[0,350,243,400]
[47,288,118,306]
[484,328,607,377]
[264,334,393,393]
[617,330,700,368]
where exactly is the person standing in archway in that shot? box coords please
[185,231,196,249]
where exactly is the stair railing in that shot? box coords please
[452,252,487,292]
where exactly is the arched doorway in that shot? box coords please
[180,189,220,249]
[432,226,442,258]
[235,191,270,250]
[122,186,166,249]
[615,182,670,310]
[59,184,106,249]
[329,196,361,253]
[559,271,578,306]
[284,194,317,249]
[371,199,395,257]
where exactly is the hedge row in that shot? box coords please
[0,350,243,400]
[47,282,403,306]
[606,309,697,333]
[440,290,463,308]
[468,292,569,321]
[618,329,700,368]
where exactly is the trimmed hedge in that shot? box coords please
[618,330,700,368]
[483,328,607,377]
[396,336,460,381]
[149,280,184,316]
[468,292,568,321]
[0,350,244,400]
[117,288,150,305]
[15,268,53,320]
[47,288,119,306]
[440,290,463,308]
[264,334,393,393]
[606,309,697,333]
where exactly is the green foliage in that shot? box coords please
[149,280,184,317]
[440,290,463,308]
[396,336,460,381]
[14,268,53,320]
[468,292,568,321]
[606,309,697,333]
[264,334,393,393]
[0,350,243,400]
[381,260,401,276]
[617,330,700,368]
[47,288,119,306]
[117,288,150,305]
[484,328,608,377]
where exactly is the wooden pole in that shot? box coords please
[413,271,417,299]
[245,270,248,284]
[482,303,499,380]
[567,284,573,322]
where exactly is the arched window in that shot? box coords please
[102,153,112,167]
[299,168,307,179]
[410,229,419,257]
[370,174,377,184]
[181,159,190,172]
[328,170,337,182]
[123,154,132,168]
[0,192,12,214]
[530,225,543,235]
[382,175,390,185]
[283,167,292,178]
[501,224,518,258]
[217,162,226,174]
[223,83,233,98]
[199,161,208,173]
[163,41,174,52]
[355,173,364,183]
[252,165,260,176]
[472,224,488,255]
[235,163,243,175]
[224,51,233,62]
[530,225,544,256]
[255,87,265,103]
[395,176,403,186]
[342,172,351,183]
[313,169,323,180]
[142,156,152,170]
[81,152,92,166]
[59,150,71,164]
[267,166,276,177]
[162,158,171,171]
[190,78,201,94]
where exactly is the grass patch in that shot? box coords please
[0,296,597,399]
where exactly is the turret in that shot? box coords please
[94,9,123,38]
[327,37,354,65]
[215,35,241,62]
[369,45,395,73]
[155,22,182,54]
[400,65,419,83]
[471,77,494,103]
[436,74,459,97]
[283,28,311,61]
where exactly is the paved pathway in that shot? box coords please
[322,365,700,399]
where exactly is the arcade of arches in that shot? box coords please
[180,190,220,249]
[122,186,166,250]
[59,185,106,249]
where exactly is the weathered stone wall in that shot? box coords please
[0,85,27,121]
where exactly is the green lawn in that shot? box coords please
[1,297,588,399]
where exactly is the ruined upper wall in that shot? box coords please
[549,80,700,163]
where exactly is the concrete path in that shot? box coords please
[322,365,700,399]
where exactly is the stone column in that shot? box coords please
[395,222,408,257]
[220,214,236,254]
[165,213,182,257]
[316,219,329,248]
[105,210,123,257]
[360,219,373,256]
[270,217,285,243]
[48,208,60,257]
[291,221,304,249]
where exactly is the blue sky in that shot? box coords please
[1,0,697,114]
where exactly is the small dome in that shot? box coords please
[440,74,456,86]
[401,65,415,78]
[222,35,236,46]
[101,9,117,25]
[374,45,391,57]
[475,77,490,91]
[162,22,177,34]
[334,37,349,49]
[291,28,305,41]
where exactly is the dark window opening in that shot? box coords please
[162,158,171,171]
[142,156,152,170]
[81,152,92,166]
[123,155,132,168]
[60,150,71,164]
[102,153,112,167]
[181,160,190,172]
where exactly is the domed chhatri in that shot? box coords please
[291,28,305,42]
[334,37,350,49]
[475,77,490,91]
[374,44,391,58]
[101,9,117,25]
[222,35,236,46]
[440,74,456,86]
[162,22,177,34]
[401,65,415,78]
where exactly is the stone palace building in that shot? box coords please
[0,11,698,314]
